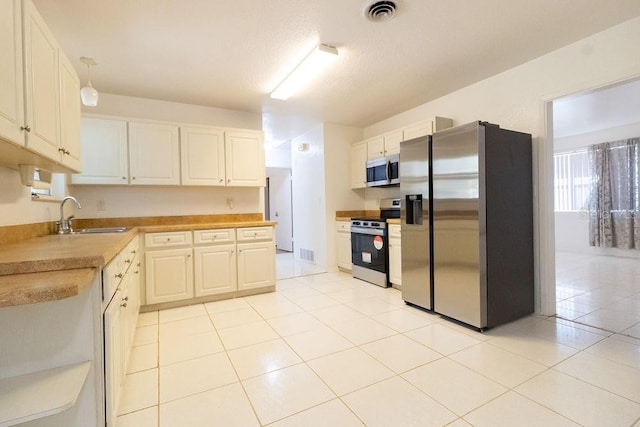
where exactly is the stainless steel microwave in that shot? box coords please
[366,154,400,187]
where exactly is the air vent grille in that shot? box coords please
[300,248,315,263]
[364,1,397,22]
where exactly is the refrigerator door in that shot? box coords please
[400,136,432,310]
[432,122,485,328]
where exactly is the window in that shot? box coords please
[553,150,590,211]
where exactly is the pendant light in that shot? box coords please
[80,56,99,107]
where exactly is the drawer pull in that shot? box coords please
[122,296,129,302]
[120,302,128,308]
[115,273,123,279]
[124,259,131,263]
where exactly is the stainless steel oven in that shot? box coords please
[351,198,400,287]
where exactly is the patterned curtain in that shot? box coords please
[588,137,640,249]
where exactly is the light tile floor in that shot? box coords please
[118,271,640,426]
[556,251,640,339]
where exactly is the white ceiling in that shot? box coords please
[34,0,640,142]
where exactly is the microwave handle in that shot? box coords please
[385,160,390,182]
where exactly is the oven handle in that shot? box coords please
[351,226,385,236]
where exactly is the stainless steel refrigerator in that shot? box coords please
[431,121,533,329]
[400,135,433,311]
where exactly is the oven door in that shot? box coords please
[351,226,388,273]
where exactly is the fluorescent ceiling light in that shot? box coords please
[270,44,339,100]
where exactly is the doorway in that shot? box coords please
[552,78,640,338]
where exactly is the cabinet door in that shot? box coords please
[145,248,193,305]
[0,0,25,146]
[71,117,129,184]
[22,0,60,161]
[402,120,432,140]
[58,52,81,171]
[350,141,367,189]
[337,230,352,271]
[129,121,180,185]
[237,241,274,291]
[366,136,384,160]
[383,130,403,155]
[225,130,265,187]
[180,126,226,186]
[103,298,122,427]
[194,244,237,296]
[389,237,402,286]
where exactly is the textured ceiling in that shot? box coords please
[33,0,640,142]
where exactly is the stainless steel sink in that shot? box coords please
[72,227,129,234]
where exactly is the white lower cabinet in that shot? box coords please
[336,221,352,271]
[103,235,140,426]
[388,224,402,286]
[237,241,274,291]
[145,247,194,305]
[143,226,274,306]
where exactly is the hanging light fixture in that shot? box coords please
[270,44,339,100]
[80,56,99,107]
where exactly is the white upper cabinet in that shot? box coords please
[22,0,60,162]
[403,117,454,140]
[128,121,180,185]
[225,130,265,187]
[0,0,81,173]
[72,117,128,184]
[0,0,25,146]
[58,52,81,171]
[366,129,402,160]
[350,140,367,189]
[180,126,226,186]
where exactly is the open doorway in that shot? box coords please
[552,78,640,338]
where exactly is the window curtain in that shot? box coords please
[588,137,640,249]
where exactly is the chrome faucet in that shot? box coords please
[57,196,82,234]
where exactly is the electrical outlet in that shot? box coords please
[226,198,234,210]
[97,200,106,211]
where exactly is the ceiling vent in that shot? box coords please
[363,1,398,22]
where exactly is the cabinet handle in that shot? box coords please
[137,262,141,267]
[58,147,66,153]
[166,238,171,242]
[219,179,223,183]
[131,250,137,254]
[134,270,139,274]
[20,125,31,132]
[124,259,131,263]
[115,273,123,279]
[187,254,191,258]
[122,296,129,301]
[122,176,126,180]
[120,302,128,308]
[132,177,136,180]
[227,179,231,182]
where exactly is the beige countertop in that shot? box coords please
[387,218,401,224]
[0,219,276,307]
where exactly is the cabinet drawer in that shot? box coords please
[236,226,273,242]
[103,254,123,302]
[336,221,351,233]
[121,236,140,270]
[388,224,401,238]
[194,228,235,245]
[145,231,192,248]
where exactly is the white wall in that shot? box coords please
[83,93,261,130]
[291,125,326,267]
[265,146,292,168]
[0,167,61,226]
[323,123,364,270]
[362,17,640,315]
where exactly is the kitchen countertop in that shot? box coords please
[0,219,276,307]
[387,219,401,224]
